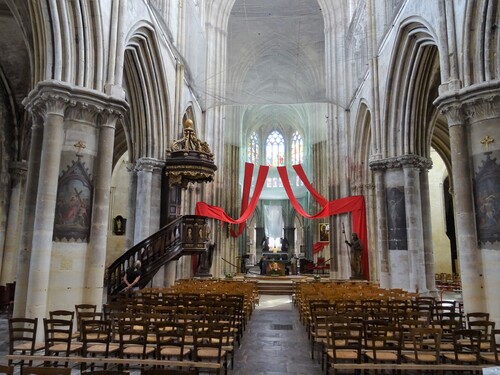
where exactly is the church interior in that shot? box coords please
[0,0,499,373]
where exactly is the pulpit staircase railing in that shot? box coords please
[106,215,208,296]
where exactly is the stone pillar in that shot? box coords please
[420,169,438,295]
[84,111,121,304]
[372,167,390,288]
[164,261,177,287]
[436,84,500,316]
[13,120,43,318]
[437,105,485,313]
[134,158,165,243]
[25,94,66,321]
[402,158,427,293]
[0,161,28,284]
[125,163,137,250]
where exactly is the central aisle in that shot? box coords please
[230,294,322,375]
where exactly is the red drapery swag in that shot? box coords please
[313,242,328,254]
[229,162,255,237]
[195,163,270,225]
[195,163,369,280]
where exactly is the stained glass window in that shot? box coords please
[265,131,285,166]
[291,131,303,165]
[247,131,259,163]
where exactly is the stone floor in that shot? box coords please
[0,295,322,374]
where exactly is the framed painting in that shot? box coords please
[318,223,330,242]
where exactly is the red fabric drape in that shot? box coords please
[313,242,328,254]
[229,163,254,237]
[277,166,369,280]
[195,165,269,224]
[293,164,328,207]
[196,163,370,280]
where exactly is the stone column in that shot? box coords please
[25,94,67,321]
[134,157,165,243]
[420,168,438,295]
[402,156,428,293]
[125,163,137,250]
[84,111,121,304]
[439,104,485,313]
[0,161,28,284]
[371,167,390,288]
[13,120,43,318]
[436,85,500,316]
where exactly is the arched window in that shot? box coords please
[265,130,285,167]
[291,131,303,165]
[247,131,259,164]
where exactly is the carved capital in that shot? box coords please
[65,101,101,124]
[9,160,28,182]
[463,94,500,124]
[369,155,432,171]
[135,157,165,173]
[22,80,129,126]
[435,80,500,125]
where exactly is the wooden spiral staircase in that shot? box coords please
[106,215,209,296]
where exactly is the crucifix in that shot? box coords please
[74,141,86,156]
[480,135,494,151]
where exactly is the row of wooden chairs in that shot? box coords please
[9,295,246,374]
[324,323,500,374]
[9,314,234,375]
[0,365,196,375]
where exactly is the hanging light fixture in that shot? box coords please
[164,118,218,188]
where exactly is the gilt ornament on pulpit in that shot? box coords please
[164,118,217,188]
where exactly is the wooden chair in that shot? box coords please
[155,320,192,362]
[467,320,495,350]
[433,300,457,320]
[76,311,103,340]
[81,319,120,371]
[8,317,45,367]
[21,367,71,375]
[310,306,332,361]
[43,318,83,368]
[192,321,228,375]
[117,319,156,365]
[442,329,482,365]
[481,329,500,365]
[431,318,461,351]
[402,327,441,365]
[48,310,75,322]
[398,319,429,350]
[0,365,14,375]
[466,312,490,327]
[364,324,402,365]
[325,323,363,375]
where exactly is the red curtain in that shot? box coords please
[229,163,254,237]
[277,166,369,280]
[196,163,369,280]
[195,164,269,224]
[313,242,328,254]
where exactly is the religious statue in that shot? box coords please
[345,232,363,278]
[280,237,289,252]
[196,242,216,276]
[261,237,270,252]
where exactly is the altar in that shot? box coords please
[262,250,289,276]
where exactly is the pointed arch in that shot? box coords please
[122,23,170,162]
[384,18,443,158]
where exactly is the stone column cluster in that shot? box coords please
[435,83,500,315]
[14,81,127,328]
[369,155,433,293]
